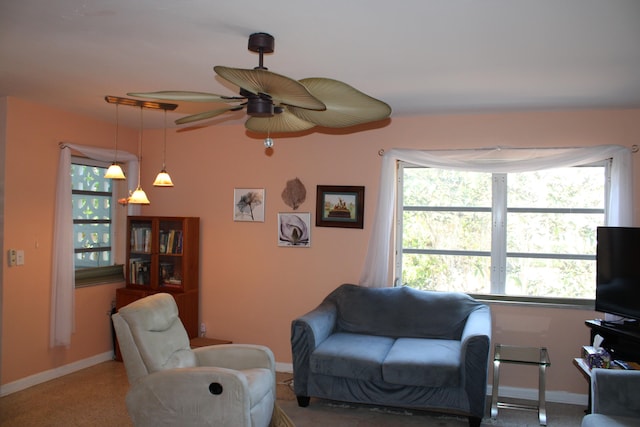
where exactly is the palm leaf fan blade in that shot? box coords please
[127,90,243,103]
[245,109,316,133]
[214,66,325,110]
[289,78,391,128]
[175,106,240,125]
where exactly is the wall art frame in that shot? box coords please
[234,188,265,222]
[315,185,364,229]
[278,212,311,247]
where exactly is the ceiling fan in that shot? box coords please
[127,32,391,134]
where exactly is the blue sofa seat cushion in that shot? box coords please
[382,338,461,388]
[310,332,394,382]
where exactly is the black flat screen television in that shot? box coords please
[596,226,640,323]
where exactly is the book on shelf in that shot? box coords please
[130,226,152,253]
[129,258,151,285]
[160,229,183,254]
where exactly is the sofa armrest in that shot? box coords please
[126,366,255,427]
[290,301,338,396]
[460,305,492,418]
[591,368,640,418]
[193,344,275,374]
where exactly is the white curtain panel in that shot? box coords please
[358,145,633,288]
[51,143,138,348]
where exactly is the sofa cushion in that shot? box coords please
[382,338,461,387]
[328,284,483,340]
[310,332,395,382]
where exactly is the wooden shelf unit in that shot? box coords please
[116,216,200,357]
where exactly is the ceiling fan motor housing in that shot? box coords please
[247,97,274,117]
[248,32,274,54]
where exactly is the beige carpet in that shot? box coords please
[1,360,585,426]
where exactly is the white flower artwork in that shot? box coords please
[234,188,265,222]
[278,213,311,247]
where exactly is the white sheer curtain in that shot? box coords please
[358,145,633,288]
[50,143,139,348]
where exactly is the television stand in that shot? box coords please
[601,319,639,328]
[585,319,640,363]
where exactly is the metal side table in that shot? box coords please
[491,344,551,426]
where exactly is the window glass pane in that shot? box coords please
[402,253,491,293]
[71,164,112,192]
[403,168,492,207]
[508,167,604,209]
[507,212,602,255]
[506,257,596,299]
[403,211,491,251]
[72,194,111,219]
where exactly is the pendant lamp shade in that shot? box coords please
[153,171,173,186]
[128,106,150,204]
[153,109,174,187]
[129,187,151,204]
[105,163,126,179]
[105,103,126,179]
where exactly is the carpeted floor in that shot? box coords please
[0,360,586,426]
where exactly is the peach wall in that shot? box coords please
[1,97,136,384]
[2,97,639,399]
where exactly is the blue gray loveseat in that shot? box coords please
[291,284,492,427]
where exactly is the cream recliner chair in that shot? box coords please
[112,293,276,427]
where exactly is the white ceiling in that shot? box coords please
[2,0,640,129]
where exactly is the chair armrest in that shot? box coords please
[290,301,338,396]
[126,367,253,427]
[193,344,275,374]
[460,305,492,418]
[591,368,640,418]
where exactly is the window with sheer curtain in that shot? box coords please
[70,157,126,286]
[51,143,138,347]
[358,146,633,300]
[396,162,608,302]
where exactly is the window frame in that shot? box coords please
[395,161,610,307]
[71,156,124,287]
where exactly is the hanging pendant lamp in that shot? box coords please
[153,109,174,187]
[128,106,150,204]
[105,103,126,179]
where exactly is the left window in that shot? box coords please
[71,157,123,286]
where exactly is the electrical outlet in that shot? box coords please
[8,249,17,266]
[200,322,206,337]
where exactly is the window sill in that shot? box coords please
[75,265,125,288]
[470,294,595,311]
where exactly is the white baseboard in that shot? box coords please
[275,362,293,373]
[0,351,114,397]
[1,356,588,407]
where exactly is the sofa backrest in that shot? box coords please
[326,284,485,340]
